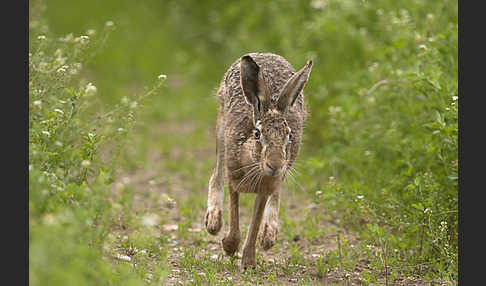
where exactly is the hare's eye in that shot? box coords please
[254,129,261,139]
[288,130,293,140]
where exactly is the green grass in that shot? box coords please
[30,0,457,284]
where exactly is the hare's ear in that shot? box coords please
[277,60,313,113]
[240,55,270,121]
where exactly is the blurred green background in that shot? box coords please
[42,0,457,146]
[31,0,457,283]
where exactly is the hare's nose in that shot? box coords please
[264,161,283,177]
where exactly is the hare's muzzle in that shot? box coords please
[263,160,285,177]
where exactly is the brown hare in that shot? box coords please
[204,52,313,269]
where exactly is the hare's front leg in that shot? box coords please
[259,188,280,250]
[222,183,240,256]
[205,111,225,235]
[241,193,270,269]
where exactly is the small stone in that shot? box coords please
[115,254,131,262]
[163,224,179,231]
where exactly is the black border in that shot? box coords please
[6,0,29,284]
[458,0,483,285]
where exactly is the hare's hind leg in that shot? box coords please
[205,103,225,235]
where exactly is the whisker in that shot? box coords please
[284,166,305,192]
[234,169,253,192]
[256,172,264,193]
[235,165,259,192]
[231,162,260,174]
[286,160,303,177]
[253,166,263,192]
[249,170,260,193]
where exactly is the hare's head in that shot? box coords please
[240,55,313,177]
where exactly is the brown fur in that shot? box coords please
[204,52,312,269]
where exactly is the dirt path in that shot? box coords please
[107,120,435,285]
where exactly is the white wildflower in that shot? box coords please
[357,195,364,200]
[315,190,323,196]
[158,74,167,80]
[86,29,96,35]
[105,21,114,28]
[37,35,46,40]
[56,65,69,73]
[79,35,89,44]
[88,132,96,139]
[54,108,64,115]
[117,128,125,132]
[84,82,97,96]
[81,160,91,167]
[42,131,50,137]
[452,96,458,101]
[440,221,448,233]
[130,101,138,109]
[55,141,63,147]
[310,0,326,9]
[121,96,129,104]
[33,100,42,106]
[418,44,428,50]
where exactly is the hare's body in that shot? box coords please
[205,53,312,269]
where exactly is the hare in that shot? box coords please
[204,52,313,269]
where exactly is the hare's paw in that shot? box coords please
[222,233,240,256]
[240,249,257,270]
[205,207,223,235]
[259,222,278,251]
